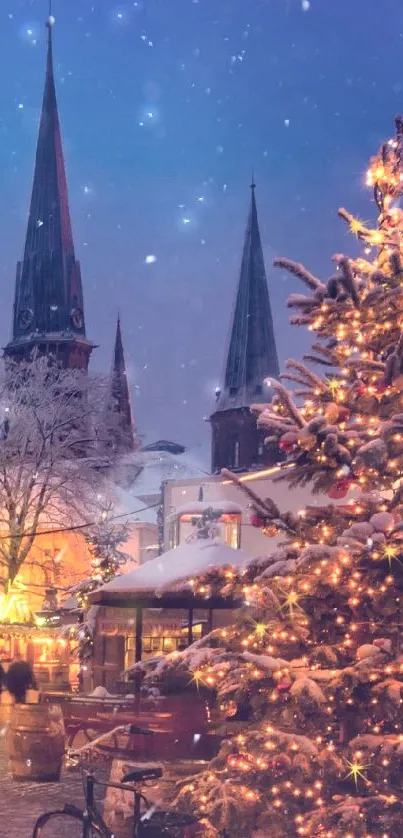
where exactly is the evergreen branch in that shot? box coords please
[273,257,326,291]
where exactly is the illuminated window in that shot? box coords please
[168,521,176,549]
[227,519,241,549]
[178,511,241,549]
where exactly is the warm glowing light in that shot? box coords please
[345,756,369,788]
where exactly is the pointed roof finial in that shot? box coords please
[47,0,55,30]
[251,169,256,191]
[198,486,204,502]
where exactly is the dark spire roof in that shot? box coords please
[8,16,90,350]
[213,181,279,413]
[106,316,136,454]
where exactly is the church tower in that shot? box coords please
[105,316,137,455]
[210,181,282,474]
[4,15,93,369]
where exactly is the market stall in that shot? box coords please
[88,538,249,690]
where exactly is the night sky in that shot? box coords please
[1,0,402,466]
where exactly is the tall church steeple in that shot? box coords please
[5,12,93,369]
[210,181,282,474]
[106,316,136,455]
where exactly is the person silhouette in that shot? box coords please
[5,660,37,703]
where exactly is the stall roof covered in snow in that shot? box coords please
[89,538,250,600]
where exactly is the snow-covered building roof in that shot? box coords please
[112,486,159,526]
[59,594,79,612]
[90,538,250,599]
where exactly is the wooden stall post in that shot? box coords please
[134,607,143,712]
[135,607,143,663]
[187,607,194,646]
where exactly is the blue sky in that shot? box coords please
[1,0,402,463]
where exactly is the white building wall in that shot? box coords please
[163,467,352,558]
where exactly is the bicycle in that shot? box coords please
[32,723,202,837]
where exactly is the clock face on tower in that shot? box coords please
[70,308,84,330]
[18,309,34,330]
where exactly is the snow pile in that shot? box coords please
[91,686,111,698]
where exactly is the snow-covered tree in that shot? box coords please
[84,501,131,587]
[0,354,106,599]
[72,499,131,608]
[69,500,131,687]
[134,118,403,837]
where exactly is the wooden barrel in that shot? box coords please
[0,691,15,725]
[7,703,65,781]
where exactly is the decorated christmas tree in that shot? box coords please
[74,501,131,608]
[136,118,403,837]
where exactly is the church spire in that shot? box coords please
[106,316,136,455]
[210,181,281,474]
[5,10,93,369]
[216,180,279,412]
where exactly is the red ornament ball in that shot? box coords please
[327,476,352,499]
[279,431,298,453]
[277,679,292,692]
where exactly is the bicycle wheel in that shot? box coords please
[140,809,202,836]
[32,808,102,838]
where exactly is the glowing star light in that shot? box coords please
[249,619,269,639]
[345,756,369,789]
[382,543,402,568]
[328,378,342,394]
[277,583,305,620]
[191,669,205,690]
[282,590,301,613]
[349,217,362,236]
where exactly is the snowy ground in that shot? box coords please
[0,737,87,837]
[0,737,205,838]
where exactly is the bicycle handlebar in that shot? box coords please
[68,723,154,759]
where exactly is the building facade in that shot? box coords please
[163,468,357,558]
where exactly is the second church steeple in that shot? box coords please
[105,317,137,455]
[210,181,281,474]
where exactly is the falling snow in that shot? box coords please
[0,0,397,454]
